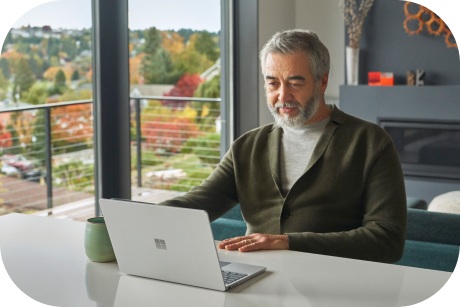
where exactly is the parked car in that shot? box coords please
[1,163,20,176]
[22,169,42,182]
[1,154,34,172]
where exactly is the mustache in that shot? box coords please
[274,101,301,109]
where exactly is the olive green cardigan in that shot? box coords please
[160,106,407,263]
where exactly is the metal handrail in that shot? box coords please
[0,99,93,113]
[132,95,220,102]
[0,95,221,212]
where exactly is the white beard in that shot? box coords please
[267,88,321,129]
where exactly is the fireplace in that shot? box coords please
[379,119,460,180]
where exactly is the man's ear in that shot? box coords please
[320,73,329,93]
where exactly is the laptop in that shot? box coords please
[99,198,266,291]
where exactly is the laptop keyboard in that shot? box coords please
[221,270,247,285]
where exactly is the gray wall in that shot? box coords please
[359,0,460,85]
[294,0,344,99]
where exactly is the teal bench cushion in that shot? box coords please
[395,208,460,272]
[210,204,246,241]
[211,218,246,241]
[406,208,460,246]
[395,240,459,272]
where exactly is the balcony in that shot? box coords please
[0,95,221,221]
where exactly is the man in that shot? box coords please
[160,29,406,263]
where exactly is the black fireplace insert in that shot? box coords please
[379,119,460,180]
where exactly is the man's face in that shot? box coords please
[264,52,327,128]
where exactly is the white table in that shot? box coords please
[0,213,454,307]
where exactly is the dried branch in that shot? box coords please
[340,0,375,48]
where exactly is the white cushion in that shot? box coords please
[428,191,460,214]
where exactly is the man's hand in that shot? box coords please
[218,233,289,252]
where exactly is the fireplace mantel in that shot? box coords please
[339,85,460,124]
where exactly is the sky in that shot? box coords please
[0,0,460,304]
[0,0,220,46]
[9,0,221,31]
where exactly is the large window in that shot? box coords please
[0,0,94,218]
[128,0,222,193]
[0,0,224,219]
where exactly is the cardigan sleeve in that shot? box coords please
[286,140,407,263]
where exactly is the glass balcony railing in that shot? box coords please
[0,95,221,220]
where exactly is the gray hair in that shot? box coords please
[259,29,330,82]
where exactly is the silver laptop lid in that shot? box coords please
[99,198,227,291]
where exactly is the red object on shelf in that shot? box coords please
[368,72,394,86]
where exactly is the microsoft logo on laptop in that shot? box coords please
[154,238,167,250]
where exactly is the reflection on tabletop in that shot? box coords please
[86,260,120,307]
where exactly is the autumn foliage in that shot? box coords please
[129,53,144,84]
[51,104,93,144]
[162,74,203,108]
[0,123,12,149]
[142,115,202,154]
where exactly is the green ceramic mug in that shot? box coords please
[84,217,116,262]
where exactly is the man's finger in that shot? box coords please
[218,237,254,249]
[238,240,259,252]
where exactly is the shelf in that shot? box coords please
[339,85,460,123]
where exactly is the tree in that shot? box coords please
[190,31,219,62]
[174,49,213,76]
[71,69,80,81]
[177,28,195,42]
[0,58,10,79]
[47,37,60,59]
[161,31,185,59]
[1,49,24,74]
[193,74,220,130]
[194,74,220,98]
[142,48,180,84]
[129,53,144,84]
[162,74,203,108]
[28,54,44,80]
[1,31,13,53]
[60,36,78,59]
[0,70,8,100]
[141,27,182,85]
[143,27,162,54]
[51,69,67,95]
[21,82,48,105]
[13,58,36,100]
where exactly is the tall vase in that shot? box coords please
[346,46,360,85]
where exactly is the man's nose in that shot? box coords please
[278,84,293,103]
